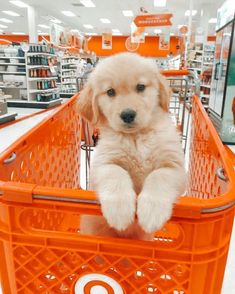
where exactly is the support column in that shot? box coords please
[27,6,37,43]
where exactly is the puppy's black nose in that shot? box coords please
[120,109,136,123]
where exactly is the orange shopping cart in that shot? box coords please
[0,89,235,293]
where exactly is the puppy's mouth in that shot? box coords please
[121,123,138,133]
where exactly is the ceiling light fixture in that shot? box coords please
[208,18,217,23]
[50,18,62,24]
[85,32,98,36]
[100,18,111,23]
[122,10,134,17]
[83,24,93,29]
[112,29,120,33]
[61,11,76,17]
[113,32,122,36]
[9,1,28,8]
[2,10,20,16]
[0,18,13,23]
[80,0,95,7]
[38,24,50,29]
[12,32,25,35]
[154,0,167,7]
[0,24,8,28]
[154,29,162,34]
[185,10,197,16]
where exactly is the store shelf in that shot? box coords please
[61,91,76,94]
[0,71,26,74]
[29,88,58,94]
[7,99,62,109]
[27,52,56,57]
[189,49,203,53]
[188,68,202,71]
[0,62,26,66]
[0,86,26,89]
[0,56,25,60]
[28,77,57,81]
[63,56,79,59]
[189,59,203,63]
[0,112,17,125]
[27,65,50,69]
[62,82,76,85]
[61,62,76,66]
[62,69,76,73]
[201,84,211,88]
[203,62,213,65]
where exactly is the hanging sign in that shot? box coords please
[159,32,170,50]
[102,32,112,49]
[131,22,145,43]
[134,14,173,27]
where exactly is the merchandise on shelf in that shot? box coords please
[26,44,59,102]
[0,45,26,100]
[60,55,81,96]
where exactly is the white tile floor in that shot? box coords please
[0,106,235,293]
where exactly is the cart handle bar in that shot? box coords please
[32,194,235,214]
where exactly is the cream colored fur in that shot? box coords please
[78,53,186,240]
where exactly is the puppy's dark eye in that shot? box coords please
[136,84,146,92]
[107,88,116,97]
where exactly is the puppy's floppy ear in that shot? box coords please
[158,73,171,112]
[77,82,99,125]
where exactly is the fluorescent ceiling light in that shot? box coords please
[185,10,197,16]
[170,33,174,36]
[154,0,167,7]
[209,18,217,23]
[83,24,93,29]
[80,0,95,7]
[113,32,122,36]
[0,18,13,23]
[154,29,162,34]
[9,1,28,8]
[61,11,76,17]
[2,10,20,16]
[0,24,8,28]
[122,10,134,17]
[50,18,62,24]
[112,29,120,33]
[12,32,25,35]
[38,32,48,35]
[85,32,98,36]
[100,18,111,23]
[38,24,50,29]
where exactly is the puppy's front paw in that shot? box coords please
[137,192,173,233]
[100,191,136,231]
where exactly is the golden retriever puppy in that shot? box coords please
[78,53,186,240]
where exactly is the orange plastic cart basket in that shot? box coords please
[0,94,235,294]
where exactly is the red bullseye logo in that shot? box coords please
[75,274,124,294]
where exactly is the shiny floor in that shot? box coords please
[0,105,234,293]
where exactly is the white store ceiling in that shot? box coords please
[0,0,225,36]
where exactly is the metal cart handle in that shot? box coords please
[3,153,17,164]
[216,167,228,182]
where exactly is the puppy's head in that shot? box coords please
[78,53,171,133]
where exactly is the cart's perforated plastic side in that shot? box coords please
[0,99,81,189]
[187,101,228,199]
